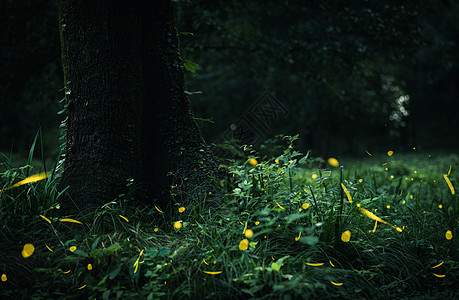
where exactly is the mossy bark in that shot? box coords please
[58,0,220,213]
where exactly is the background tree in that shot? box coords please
[57,0,219,212]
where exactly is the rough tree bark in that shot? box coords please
[58,0,220,212]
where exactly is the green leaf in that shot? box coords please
[299,236,319,246]
[271,262,280,272]
[184,59,199,73]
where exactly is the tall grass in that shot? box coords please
[0,137,457,299]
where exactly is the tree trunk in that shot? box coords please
[58,0,219,213]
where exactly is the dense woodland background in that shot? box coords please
[1,0,459,159]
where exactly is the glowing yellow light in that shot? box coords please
[275,200,285,210]
[1,274,7,282]
[173,221,182,229]
[329,260,335,267]
[387,150,394,156]
[45,244,53,252]
[431,261,444,269]
[302,203,310,210]
[433,273,445,278]
[133,249,145,274]
[305,262,324,266]
[245,229,254,238]
[242,222,247,235]
[410,195,413,199]
[119,215,129,222]
[366,150,372,156]
[359,179,363,183]
[439,204,443,209]
[372,221,378,233]
[63,270,71,274]
[22,243,35,258]
[203,259,208,265]
[203,271,222,275]
[445,230,453,240]
[154,228,159,232]
[239,239,249,251]
[330,281,343,286]
[154,205,163,213]
[387,205,390,209]
[390,175,394,179]
[70,246,77,252]
[341,230,351,243]
[40,215,51,224]
[328,158,339,167]
[59,218,83,225]
[340,183,352,203]
[178,207,185,213]
[356,203,361,207]
[295,231,301,241]
[289,160,293,164]
[248,158,258,166]
[77,284,86,289]
[255,221,260,225]
[87,264,92,270]
[275,159,279,163]
[385,168,389,171]
[0,172,49,192]
[447,165,452,176]
[312,174,318,179]
[396,227,403,232]
[443,174,455,194]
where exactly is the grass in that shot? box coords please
[0,138,458,299]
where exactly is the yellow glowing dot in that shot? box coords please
[411,178,414,181]
[119,215,129,222]
[40,215,52,224]
[414,170,417,174]
[295,231,301,241]
[356,203,361,207]
[245,229,254,238]
[439,204,443,209]
[385,168,388,171]
[305,262,324,266]
[413,147,416,150]
[298,208,302,212]
[410,195,413,199]
[255,221,260,225]
[302,203,310,210]
[289,160,293,164]
[248,158,258,166]
[1,274,7,282]
[239,239,249,251]
[264,236,267,239]
[87,264,92,270]
[390,175,394,179]
[341,230,351,243]
[275,158,279,163]
[387,150,394,156]
[327,158,339,167]
[395,209,397,212]
[396,227,403,232]
[445,230,453,240]
[311,174,318,179]
[387,205,390,209]
[260,267,263,271]
[178,207,185,213]
[359,179,363,183]
[173,221,182,230]
[154,227,159,232]
[70,246,77,252]
[213,260,216,264]
[22,243,35,258]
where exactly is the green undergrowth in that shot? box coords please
[1,137,458,299]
